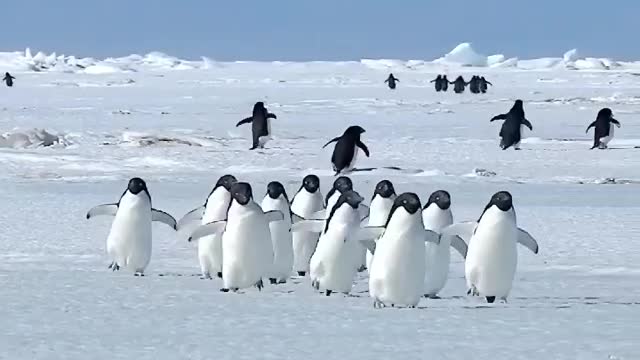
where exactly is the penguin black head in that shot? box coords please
[512,99,524,110]
[302,174,320,193]
[266,181,287,200]
[127,177,147,195]
[333,176,353,193]
[597,108,613,120]
[425,190,451,210]
[343,125,366,137]
[442,75,448,80]
[336,190,364,209]
[436,75,442,79]
[253,101,266,114]
[489,191,513,212]
[216,174,237,191]
[394,193,422,215]
[230,182,253,206]
[373,180,395,199]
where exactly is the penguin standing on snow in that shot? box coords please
[468,76,480,94]
[385,73,399,89]
[290,175,325,276]
[490,99,533,150]
[3,72,15,87]
[451,76,467,94]
[365,180,397,270]
[86,177,177,275]
[178,174,237,279]
[441,75,449,92]
[236,101,277,150]
[261,181,294,284]
[323,125,370,175]
[441,191,539,303]
[479,76,492,93]
[586,108,621,149]
[430,75,443,92]
[188,182,284,292]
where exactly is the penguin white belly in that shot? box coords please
[465,219,517,298]
[422,206,454,296]
[197,190,230,276]
[345,146,359,172]
[291,191,323,273]
[600,123,615,146]
[366,197,394,271]
[310,226,358,293]
[369,228,425,307]
[222,211,273,289]
[107,201,152,273]
[261,197,293,282]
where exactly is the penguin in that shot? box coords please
[479,76,492,93]
[177,174,237,279]
[323,126,370,175]
[586,108,621,149]
[468,76,480,94]
[3,72,15,87]
[188,182,283,292]
[490,99,533,150]
[236,101,277,150]
[441,75,449,92]
[261,181,294,284]
[365,180,397,270]
[290,174,325,276]
[325,176,354,217]
[293,190,366,296]
[451,76,467,94]
[430,75,443,92]
[440,191,539,303]
[366,193,442,308]
[385,73,399,89]
[421,190,468,298]
[86,177,177,275]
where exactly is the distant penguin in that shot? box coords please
[365,193,441,308]
[294,190,366,296]
[441,191,539,303]
[86,177,177,275]
[365,180,397,270]
[586,108,621,149]
[323,125,370,175]
[468,76,480,94]
[290,175,325,276]
[325,176,354,215]
[441,75,449,92]
[490,99,533,150]
[261,181,294,284]
[177,174,237,279]
[430,75,443,92]
[479,76,492,93]
[385,73,399,89]
[236,101,277,150]
[189,182,283,292]
[3,72,15,87]
[451,76,467,94]
[422,190,468,298]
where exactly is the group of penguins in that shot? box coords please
[87,174,541,307]
[384,73,492,94]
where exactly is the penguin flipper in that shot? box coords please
[266,112,277,119]
[176,206,205,230]
[86,204,118,219]
[440,221,478,243]
[291,220,324,233]
[354,226,385,242]
[358,204,370,222]
[322,136,341,149]
[356,140,370,157]
[424,230,441,245]
[517,228,539,254]
[264,210,285,223]
[586,121,596,133]
[188,220,227,242]
[522,119,533,131]
[236,117,253,127]
[449,235,468,258]
[611,118,621,127]
[152,209,178,230]
[490,114,507,122]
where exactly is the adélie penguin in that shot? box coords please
[290,175,325,276]
[236,101,277,150]
[490,99,533,150]
[440,191,539,303]
[323,126,370,175]
[364,193,440,308]
[385,73,399,89]
[365,180,397,271]
[325,176,354,215]
[586,108,621,149]
[86,177,177,275]
[421,190,467,298]
[188,182,283,292]
[261,181,294,284]
[177,174,237,279]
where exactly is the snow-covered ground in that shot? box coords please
[1,44,639,359]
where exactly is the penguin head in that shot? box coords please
[302,174,320,193]
[230,182,253,206]
[266,181,287,200]
[436,75,442,79]
[442,75,448,80]
[253,101,266,114]
[373,180,395,199]
[127,177,147,195]
[489,191,513,212]
[343,126,366,137]
[333,176,353,193]
[597,108,613,120]
[336,190,364,209]
[513,99,524,110]
[393,192,422,215]
[216,174,237,191]
[425,190,451,210]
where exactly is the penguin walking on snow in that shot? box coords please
[290,175,325,276]
[490,99,533,150]
[385,73,399,89]
[441,191,539,303]
[586,108,621,149]
[479,76,492,93]
[3,72,15,87]
[177,174,237,279]
[189,182,284,292]
[430,75,443,92]
[323,125,370,175]
[365,180,396,270]
[236,101,277,150]
[86,178,177,275]
[451,76,467,94]
[468,76,480,94]
[441,75,449,92]
[261,181,294,284]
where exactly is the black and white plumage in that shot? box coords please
[323,126,370,175]
[586,108,621,149]
[236,101,277,150]
[490,99,533,150]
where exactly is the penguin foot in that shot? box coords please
[134,272,145,277]
[425,294,441,299]
[468,286,479,297]
[220,288,230,293]
[373,299,385,309]
[201,272,212,280]
[255,279,264,291]
[269,278,277,285]
[325,290,333,297]
[109,262,120,271]
[357,265,367,273]
[217,272,223,279]
[277,279,287,284]
[297,271,306,277]
[500,297,508,303]
[311,279,320,290]
[486,296,496,303]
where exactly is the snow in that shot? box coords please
[0,47,640,359]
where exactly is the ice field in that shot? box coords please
[1,44,640,359]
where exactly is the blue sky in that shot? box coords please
[1,0,636,61]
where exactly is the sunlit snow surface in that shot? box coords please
[1,55,640,359]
